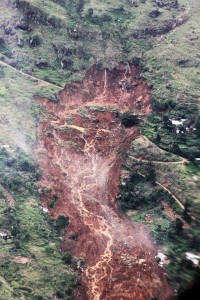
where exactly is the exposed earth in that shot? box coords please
[35,64,173,300]
[0,1,200,299]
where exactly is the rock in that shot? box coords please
[125,83,133,91]
[153,0,179,9]
[68,28,79,40]
[4,51,13,58]
[155,256,161,264]
[4,27,14,36]
[166,83,172,90]
[177,59,197,67]
[50,94,59,103]
[15,22,32,32]
[0,37,5,48]
[35,60,49,69]
[61,46,73,56]
[29,35,41,48]
[190,36,199,41]
[6,158,17,167]
[155,252,169,267]
[133,16,187,38]
[17,37,24,47]
[61,58,72,69]
[0,229,12,238]
[149,10,161,19]
[38,188,43,194]
[129,0,138,7]
[92,119,99,124]
[40,206,48,213]
[185,252,200,266]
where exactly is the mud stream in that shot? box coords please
[35,64,172,300]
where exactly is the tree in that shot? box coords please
[0,37,5,49]
[29,35,41,48]
[62,252,72,264]
[121,112,139,127]
[87,8,93,17]
[183,200,191,222]
[146,162,156,184]
[76,0,85,13]
[163,218,183,240]
[154,133,161,144]
[56,215,69,229]
[171,142,181,155]
[195,116,200,137]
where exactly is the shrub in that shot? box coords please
[145,162,156,184]
[29,35,42,48]
[87,8,93,17]
[0,37,5,49]
[62,252,72,264]
[56,215,69,229]
[69,233,78,240]
[43,187,52,194]
[121,111,139,127]
[76,0,85,13]
[49,195,58,208]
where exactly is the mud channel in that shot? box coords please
[35,64,173,300]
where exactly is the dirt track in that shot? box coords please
[0,59,62,89]
[35,64,173,300]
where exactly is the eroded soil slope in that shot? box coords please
[35,64,172,300]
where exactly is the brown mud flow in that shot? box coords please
[35,64,173,300]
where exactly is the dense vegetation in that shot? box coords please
[118,137,200,293]
[0,148,77,300]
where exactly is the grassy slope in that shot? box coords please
[144,1,200,85]
[0,0,181,85]
[0,63,59,154]
[145,0,200,99]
